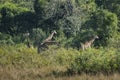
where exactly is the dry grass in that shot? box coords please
[0,65,120,80]
[44,74,120,80]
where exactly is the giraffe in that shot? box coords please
[41,30,57,45]
[80,35,99,50]
[38,30,58,53]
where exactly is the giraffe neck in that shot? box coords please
[89,37,96,43]
[49,32,55,39]
[44,32,55,42]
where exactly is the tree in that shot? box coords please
[95,0,120,31]
[30,28,46,46]
[92,10,118,46]
[0,2,36,35]
[34,0,94,37]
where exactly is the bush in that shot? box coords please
[107,33,120,49]
[0,45,50,68]
[0,44,120,75]
[0,32,14,45]
[67,48,120,74]
[0,2,29,35]
[30,28,46,46]
[93,10,118,46]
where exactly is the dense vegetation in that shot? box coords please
[0,0,120,79]
[0,45,120,80]
[0,0,120,47]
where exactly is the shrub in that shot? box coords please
[30,28,46,46]
[93,10,118,46]
[0,32,14,45]
[67,48,120,74]
[0,44,120,75]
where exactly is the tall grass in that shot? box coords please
[0,45,120,80]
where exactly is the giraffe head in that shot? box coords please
[52,30,57,34]
[94,35,99,39]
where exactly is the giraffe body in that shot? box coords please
[42,30,57,44]
[38,30,58,53]
[80,36,99,50]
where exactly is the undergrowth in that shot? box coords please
[0,45,120,80]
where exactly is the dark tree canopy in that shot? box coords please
[0,0,119,47]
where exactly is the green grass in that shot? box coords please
[0,45,120,80]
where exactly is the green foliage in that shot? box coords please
[92,10,118,46]
[34,0,49,16]
[108,32,120,49]
[0,45,120,75]
[0,0,120,49]
[0,45,49,68]
[34,0,91,37]
[0,0,34,10]
[0,0,120,79]
[67,48,120,74]
[95,0,120,30]
[13,11,36,34]
[1,2,28,16]
[30,28,46,46]
[0,2,31,35]
[76,0,97,13]
[0,32,14,45]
